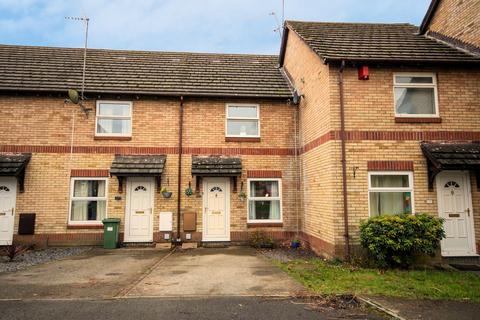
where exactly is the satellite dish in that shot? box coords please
[68,89,80,104]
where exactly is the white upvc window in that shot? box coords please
[95,101,132,136]
[225,104,260,137]
[69,178,108,225]
[368,172,414,217]
[393,73,439,117]
[247,178,282,223]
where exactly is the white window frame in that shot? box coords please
[368,171,415,217]
[95,100,133,137]
[68,177,108,225]
[393,73,439,118]
[247,178,282,223]
[225,103,260,138]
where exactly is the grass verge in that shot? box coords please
[277,258,480,302]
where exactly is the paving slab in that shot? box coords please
[0,248,170,300]
[126,246,308,297]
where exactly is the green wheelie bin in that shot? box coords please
[102,218,120,249]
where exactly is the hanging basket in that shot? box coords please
[238,191,247,201]
[162,191,172,199]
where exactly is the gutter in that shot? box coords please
[176,96,184,244]
[278,25,290,67]
[338,60,350,260]
[419,0,440,34]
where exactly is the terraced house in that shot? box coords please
[0,0,479,260]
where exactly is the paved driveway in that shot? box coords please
[126,247,307,297]
[0,248,169,299]
[0,246,306,300]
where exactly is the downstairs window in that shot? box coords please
[69,178,107,224]
[368,172,413,216]
[248,179,282,223]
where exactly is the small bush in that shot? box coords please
[1,243,32,262]
[360,214,445,268]
[249,231,276,249]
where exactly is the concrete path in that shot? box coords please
[126,247,307,297]
[370,296,480,320]
[0,248,169,299]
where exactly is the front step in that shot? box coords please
[202,241,230,248]
[122,242,155,248]
[443,256,480,271]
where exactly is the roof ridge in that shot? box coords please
[286,20,416,27]
[0,43,278,58]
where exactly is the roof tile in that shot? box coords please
[286,21,480,63]
[0,45,292,98]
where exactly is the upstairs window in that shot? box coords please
[95,101,132,136]
[368,172,414,217]
[226,104,260,137]
[394,74,438,117]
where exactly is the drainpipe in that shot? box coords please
[176,96,184,244]
[338,60,351,260]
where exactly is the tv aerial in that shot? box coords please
[65,15,92,118]
[270,0,285,39]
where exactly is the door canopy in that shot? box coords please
[110,154,166,193]
[0,153,31,192]
[421,143,480,191]
[191,156,242,177]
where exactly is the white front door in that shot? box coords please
[436,171,476,256]
[125,177,154,242]
[203,177,230,241]
[0,177,17,245]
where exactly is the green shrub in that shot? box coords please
[360,214,445,268]
[249,231,276,249]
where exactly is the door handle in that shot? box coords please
[11,207,14,216]
[466,208,470,217]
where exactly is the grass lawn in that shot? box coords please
[277,258,480,302]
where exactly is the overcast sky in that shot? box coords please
[0,0,431,54]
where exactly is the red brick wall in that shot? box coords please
[1,95,301,244]
[426,0,480,52]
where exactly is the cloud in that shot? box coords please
[0,0,431,54]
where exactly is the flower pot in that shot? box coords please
[162,191,172,199]
[291,241,301,249]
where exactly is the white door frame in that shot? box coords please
[124,177,154,242]
[436,170,477,257]
[202,177,230,242]
[0,177,17,245]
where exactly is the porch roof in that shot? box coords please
[110,155,166,176]
[191,156,242,176]
[0,153,31,193]
[0,153,31,176]
[421,143,480,191]
[421,143,480,170]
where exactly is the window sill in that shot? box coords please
[247,222,283,228]
[67,224,103,229]
[225,137,261,142]
[94,136,132,141]
[395,117,442,123]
